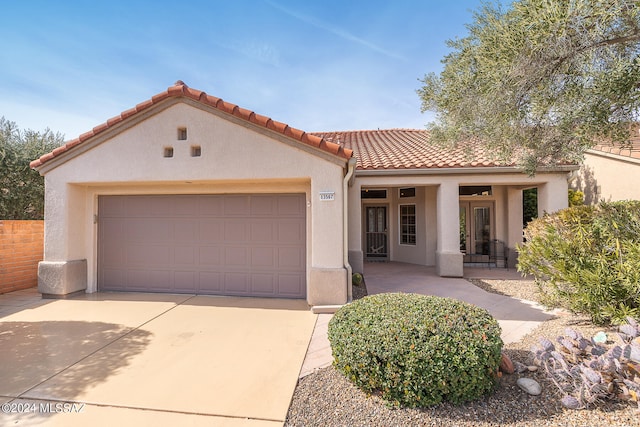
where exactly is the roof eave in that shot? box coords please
[586,148,640,165]
[354,164,579,176]
[31,81,353,173]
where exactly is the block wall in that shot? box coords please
[0,220,44,293]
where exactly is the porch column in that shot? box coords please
[347,182,363,274]
[436,181,463,277]
[506,187,524,268]
[538,177,568,217]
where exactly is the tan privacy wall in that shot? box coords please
[0,220,44,293]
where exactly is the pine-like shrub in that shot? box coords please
[518,201,640,325]
[328,293,502,407]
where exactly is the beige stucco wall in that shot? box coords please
[39,101,349,305]
[574,151,640,204]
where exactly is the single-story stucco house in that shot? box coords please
[30,81,576,310]
[572,133,640,204]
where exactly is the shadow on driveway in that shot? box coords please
[1,320,152,425]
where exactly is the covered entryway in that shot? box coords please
[98,194,306,298]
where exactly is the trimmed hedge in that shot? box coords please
[328,293,503,407]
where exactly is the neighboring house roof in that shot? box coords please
[313,129,511,170]
[590,135,640,161]
[30,81,353,170]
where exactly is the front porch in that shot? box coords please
[348,173,570,277]
[362,260,526,284]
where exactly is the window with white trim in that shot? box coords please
[399,204,416,245]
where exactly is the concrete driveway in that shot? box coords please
[0,291,316,426]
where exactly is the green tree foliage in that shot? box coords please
[523,187,538,225]
[418,0,640,175]
[0,117,64,219]
[517,201,640,324]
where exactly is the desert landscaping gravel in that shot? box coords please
[285,278,639,426]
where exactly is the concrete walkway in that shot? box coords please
[1,290,315,426]
[299,262,557,378]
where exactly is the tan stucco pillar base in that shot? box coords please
[308,267,348,306]
[38,260,87,297]
[436,251,463,277]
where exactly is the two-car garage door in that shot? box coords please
[98,194,306,298]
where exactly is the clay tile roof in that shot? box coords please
[311,129,511,170]
[590,134,640,161]
[30,81,352,169]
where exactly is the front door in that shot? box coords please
[459,202,493,261]
[365,206,388,260]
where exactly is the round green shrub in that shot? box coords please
[352,272,363,286]
[328,293,503,408]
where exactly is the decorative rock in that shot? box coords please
[561,395,582,409]
[499,352,515,374]
[593,331,607,344]
[517,377,542,396]
[527,365,538,372]
[630,345,640,364]
[514,361,528,373]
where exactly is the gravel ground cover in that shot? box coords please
[285,278,639,426]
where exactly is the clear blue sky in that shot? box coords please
[1,0,484,140]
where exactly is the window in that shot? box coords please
[399,187,416,198]
[178,127,188,140]
[399,204,416,245]
[459,186,492,196]
[163,147,174,158]
[361,189,387,199]
[191,145,201,157]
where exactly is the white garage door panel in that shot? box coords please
[98,194,306,298]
